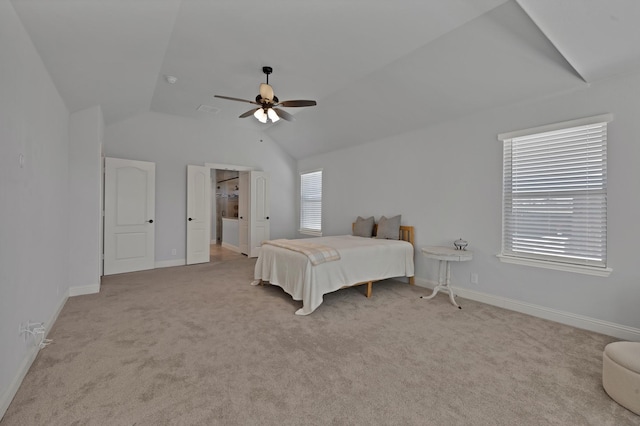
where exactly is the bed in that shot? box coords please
[252,224,415,315]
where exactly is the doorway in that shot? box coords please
[214,169,241,252]
[204,163,270,257]
[207,163,254,262]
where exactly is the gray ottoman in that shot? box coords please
[603,341,640,415]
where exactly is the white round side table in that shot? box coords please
[420,246,472,309]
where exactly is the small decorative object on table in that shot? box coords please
[454,238,468,250]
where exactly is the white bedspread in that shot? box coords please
[253,235,414,315]
[261,239,340,265]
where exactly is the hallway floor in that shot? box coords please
[210,244,245,262]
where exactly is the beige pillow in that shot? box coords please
[353,216,375,237]
[375,215,401,240]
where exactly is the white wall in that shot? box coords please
[104,112,298,263]
[68,105,104,295]
[0,1,71,416]
[298,70,640,334]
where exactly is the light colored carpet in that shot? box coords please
[2,256,637,425]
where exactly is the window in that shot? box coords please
[300,170,322,236]
[498,114,612,276]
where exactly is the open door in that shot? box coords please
[104,157,155,275]
[186,165,211,265]
[249,171,270,258]
[239,172,249,255]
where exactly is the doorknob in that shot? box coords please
[266,216,269,220]
[188,218,193,221]
[147,219,154,223]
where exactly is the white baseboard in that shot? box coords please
[221,242,240,253]
[155,259,186,268]
[68,283,100,297]
[414,278,640,341]
[0,290,69,419]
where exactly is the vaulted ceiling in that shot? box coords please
[11,0,640,159]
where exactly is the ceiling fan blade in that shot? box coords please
[239,108,260,118]
[278,100,317,108]
[259,83,274,101]
[272,108,295,122]
[214,95,260,105]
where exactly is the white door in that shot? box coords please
[104,157,155,275]
[186,165,211,265]
[239,172,249,255]
[249,171,270,258]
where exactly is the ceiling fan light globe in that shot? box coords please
[254,108,268,123]
[267,108,280,123]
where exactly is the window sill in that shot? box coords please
[497,254,612,277]
[299,229,322,237]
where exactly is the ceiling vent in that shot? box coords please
[197,104,220,114]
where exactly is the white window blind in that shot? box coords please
[501,118,608,269]
[300,170,322,235]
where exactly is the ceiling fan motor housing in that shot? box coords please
[256,94,278,104]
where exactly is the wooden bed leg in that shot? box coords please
[409,276,415,285]
[366,281,372,298]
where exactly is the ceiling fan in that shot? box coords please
[214,66,317,123]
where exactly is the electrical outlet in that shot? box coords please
[171,248,177,256]
[470,273,479,284]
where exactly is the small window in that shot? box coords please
[300,170,322,236]
[498,114,612,276]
